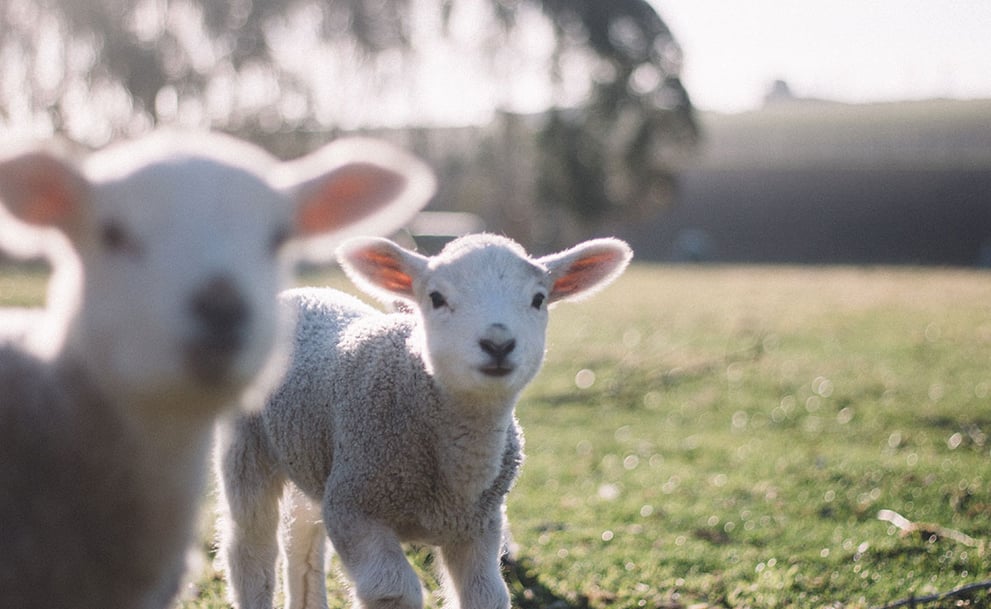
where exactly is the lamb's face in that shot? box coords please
[76,157,292,403]
[416,243,551,402]
[2,133,435,409]
[339,234,632,405]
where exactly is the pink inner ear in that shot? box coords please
[295,164,407,236]
[0,153,82,228]
[353,248,414,294]
[552,252,622,297]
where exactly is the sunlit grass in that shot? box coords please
[0,263,49,307]
[510,265,991,609]
[4,263,991,608]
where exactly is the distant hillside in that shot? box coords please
[694,98,991,170]
[624,99,991,266]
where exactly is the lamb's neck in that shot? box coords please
[125,403,216,494]
[433,395,517,499]
[52,356,219,592]
[59,356,219,533]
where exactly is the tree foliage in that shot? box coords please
[530,0,698,233]
[0,0,696,240]
[0,0,419,138]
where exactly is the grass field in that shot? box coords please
[493,265,991,609]
[4,263,991,609]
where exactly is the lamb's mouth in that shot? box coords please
[185,334,244,385]
[479,364,514,378]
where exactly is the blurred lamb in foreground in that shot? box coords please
[0,131,434,609]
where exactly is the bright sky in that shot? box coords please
[651,0,991,113]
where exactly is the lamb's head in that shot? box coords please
[0,132,434,406]
[338,234,632,402]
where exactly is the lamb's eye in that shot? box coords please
[429,291,447,309]
[269,225,292,254]
[531,293,546,310]
[101,221,141,256]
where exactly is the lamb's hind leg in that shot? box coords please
[217,416,285,609]
[281,484,329,609]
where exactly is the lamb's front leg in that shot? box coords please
[217,418,285,609]
[281,485,329,609]
[323,500,422,609]
[439,516,510,609]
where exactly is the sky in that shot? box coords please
[651,0,991,113]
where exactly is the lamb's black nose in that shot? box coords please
[191,276,248,335]
[186,275,250,385]
[479,337,516,362]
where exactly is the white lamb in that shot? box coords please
[217,233,632,609]
[0,131,434,609]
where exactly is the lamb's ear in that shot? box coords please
[539,238,633,304]
[272,138,435,261]
[0,148,90,257]
[336,237,429,305]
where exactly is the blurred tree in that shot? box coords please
[535,0,697,241]
[0,0,696,243]
[0,0,417,140]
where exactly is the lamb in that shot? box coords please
[217,233,632,609]
[0,131,435,609]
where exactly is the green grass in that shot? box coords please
[4,264,991,609]
[0,262,50,307]
[506,266,991,609]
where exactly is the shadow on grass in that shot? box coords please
[503,554,702,609]
[503,555,586,609]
